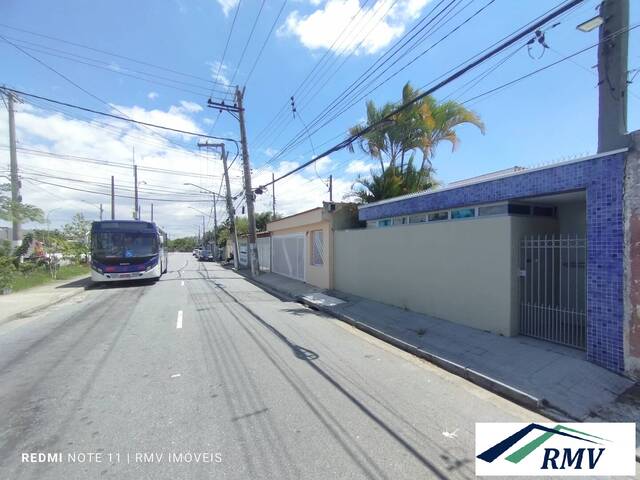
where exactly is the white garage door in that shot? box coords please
[272,234,305,281]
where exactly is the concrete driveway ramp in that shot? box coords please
[301,292,345,307]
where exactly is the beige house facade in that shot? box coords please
[266,203,360,289]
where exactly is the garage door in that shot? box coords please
[272,234,305,281]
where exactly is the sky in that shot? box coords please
[1,0,638,238]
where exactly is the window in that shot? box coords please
[532,206,555,217]
[408,214,426,224]
[451,208,475,219]
[377,219,392,227]
[478,204,508,216]
[310,230,324,266]
[508,204,531,215]
[427,211,448,222]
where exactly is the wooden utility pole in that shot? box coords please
[6,92,20,245]
[597,0,629,152]
[236,86,259,276]
[110,176,115,220]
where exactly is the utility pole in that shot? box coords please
[6,92,20,246]
[221,145,239,269]
[99,204,103,221]
[597,0,629,152]
[202,215,206,246]
[272,172,276,217]
[236,86,259,276]
[111,176,115,220]
[329,174,333,202]
[133,165,139,220]
[212,195,218,258]
[151,203,154,222]
[196,140,238,267]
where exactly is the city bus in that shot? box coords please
[89,220,168,283]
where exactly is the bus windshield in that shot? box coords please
[92,232,158,259]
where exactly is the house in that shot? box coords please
[266,202,361,289]
[332,148,632,375]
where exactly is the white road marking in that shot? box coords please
[442,429,458,439]
[176,310,183,329]
[181,280,185,286]
[171,373,181,378]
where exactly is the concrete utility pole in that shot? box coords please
[236,86,259,276]
[151,203,154,222]
[221,144,240,269]
[7,92,20,246]
[329,174,333,202]
[111,176,115,220]
[272,172,276,217]
[99,204,103,220]
[196,141,235,264]
[212,195,218,257]
[202,215,206,245]
[597,0,629,152]
[133,164,139,220]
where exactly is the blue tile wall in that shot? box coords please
[359,153,626,372]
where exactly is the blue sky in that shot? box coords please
[1,0,638,237]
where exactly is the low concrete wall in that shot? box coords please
[334,217,516,335]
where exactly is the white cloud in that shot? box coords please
[216,0,239,16]
[280,0,431,55]
[207,60,231,86]
[147,91,159,100]
[345,159,375,174]
[179,100,203,113]
[264,147,279,158]
[0,101,249,238]
[0,101,356,238]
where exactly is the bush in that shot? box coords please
[0,256,16,290]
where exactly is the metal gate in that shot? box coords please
[272,234,305,281]
[257,236,271,272]
[519,234,586,349]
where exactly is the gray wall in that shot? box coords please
[334,217,516,335]
[557,201,586,235]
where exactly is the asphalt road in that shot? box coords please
[0,252,547,480]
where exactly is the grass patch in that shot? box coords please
[11,263,90,292]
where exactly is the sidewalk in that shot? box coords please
[246,271,639,456]
[0,275,91,324]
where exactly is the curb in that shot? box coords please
[243,272,547,413]
[0,276,91,326]
[298,297,544,413]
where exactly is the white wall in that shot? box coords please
[334,217,517,335]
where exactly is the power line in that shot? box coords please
[0,38,231,99]
[264,0,496,167]
[0,87,240,143]
[244,0,288,85]
[255,0,585,190]
[229,0,266,86]
[0,145,242,179]
[0,22,228,87]
[210,0,243,99]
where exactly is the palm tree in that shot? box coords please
[348,82,485,202]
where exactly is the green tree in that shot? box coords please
[348,82,485,202]
[0,184,44,224]
[62,213,92,260]
[167,236,197,252]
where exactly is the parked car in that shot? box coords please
[193,248,201,257]
[198,249,214,262]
